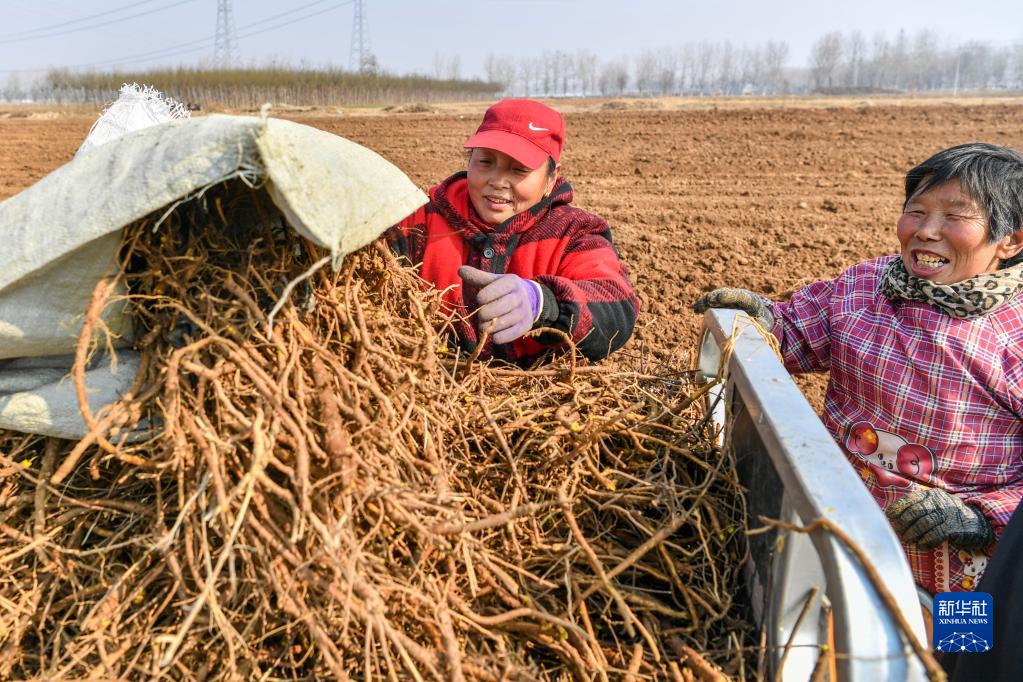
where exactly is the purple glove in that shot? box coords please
[458,265,542,345]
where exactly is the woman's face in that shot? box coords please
[467,147,556,226]
[896,179,1022,284]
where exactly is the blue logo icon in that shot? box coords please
[932,592,993,653]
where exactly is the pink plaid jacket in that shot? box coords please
[769,256,1023,593]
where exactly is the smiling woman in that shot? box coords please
[465,148,556,226]
[897,181,1013,284]
[694,142,1023,595]
[384,98,639,364]
[897,145,1023,287]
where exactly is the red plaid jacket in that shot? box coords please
[386,172,637,363]
[770,256,1023,593]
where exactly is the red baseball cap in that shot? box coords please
[463,98,565,170]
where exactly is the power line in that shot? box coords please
[0,0,200,46]
[237,1,354,43]
[1,1,353,73]
[118,1,356,68]
[96,0,341,68]
[231,0,336,31]
[0,0,172,40]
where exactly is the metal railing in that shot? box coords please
[697,308,928,681]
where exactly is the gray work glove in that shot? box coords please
[692,288,774,330]
[886,487,994,550]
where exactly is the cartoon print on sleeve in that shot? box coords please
[958,550,988,590]
[844,421,936,488]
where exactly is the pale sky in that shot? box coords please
[2,0,1023,78]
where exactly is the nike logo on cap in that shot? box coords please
[528,122,548,131]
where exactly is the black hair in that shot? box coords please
[904,143,1023,266]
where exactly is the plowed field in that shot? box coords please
[5,98,1023,395]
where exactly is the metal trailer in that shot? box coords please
[697,308,929,681]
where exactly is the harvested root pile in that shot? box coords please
[0,181,751,680]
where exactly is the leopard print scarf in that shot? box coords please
[879,257,1023,319]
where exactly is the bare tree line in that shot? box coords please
[482,42,793,97]
[809,30,1023,92]
[1,67,501,108]
[482,43,791,97]
[5,29,1023,105]
[482,30,1023,97]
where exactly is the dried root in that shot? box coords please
[0,181,752,680]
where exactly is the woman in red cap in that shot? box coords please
[387,98,638,363]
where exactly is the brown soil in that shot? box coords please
[5,98,1023,402]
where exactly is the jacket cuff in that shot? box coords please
[527,279,545,323]
[532,282,559,329]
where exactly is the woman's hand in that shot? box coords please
[693,288,774,329]
[886,487,994,550]
[459,266,542,344]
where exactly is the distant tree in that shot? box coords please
[845,30,866,88]
[695,42,715,94]
[656,51,678,95]
[763,40,789,93]
[615,58,630,94]
[484,53,519,93]
[431,52,445,80]
[987,47,1009,88]
[1,73,24,102]
[494,55,518,93]
[861,31,889,89]
[739,45,764,93]
[891,29,909,89]
[716,41,736,93]
[539,51,555,95]
[555,51,575,95]
[1012,45,1023,89]
[634,51,658,95]
[483,53,497,84]
[907,29,940,90]
[519,57,541,96]
[959,42,991,89]
[429,52,460,80]
[574,52,598,96]
[598,59,629,96]
[540,50,555,95]
[677,45,695,93]
[447,55,461,80]
[809,31,844,90]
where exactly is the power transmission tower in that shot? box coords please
[349,0,374,73]
[214,0,239,69]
